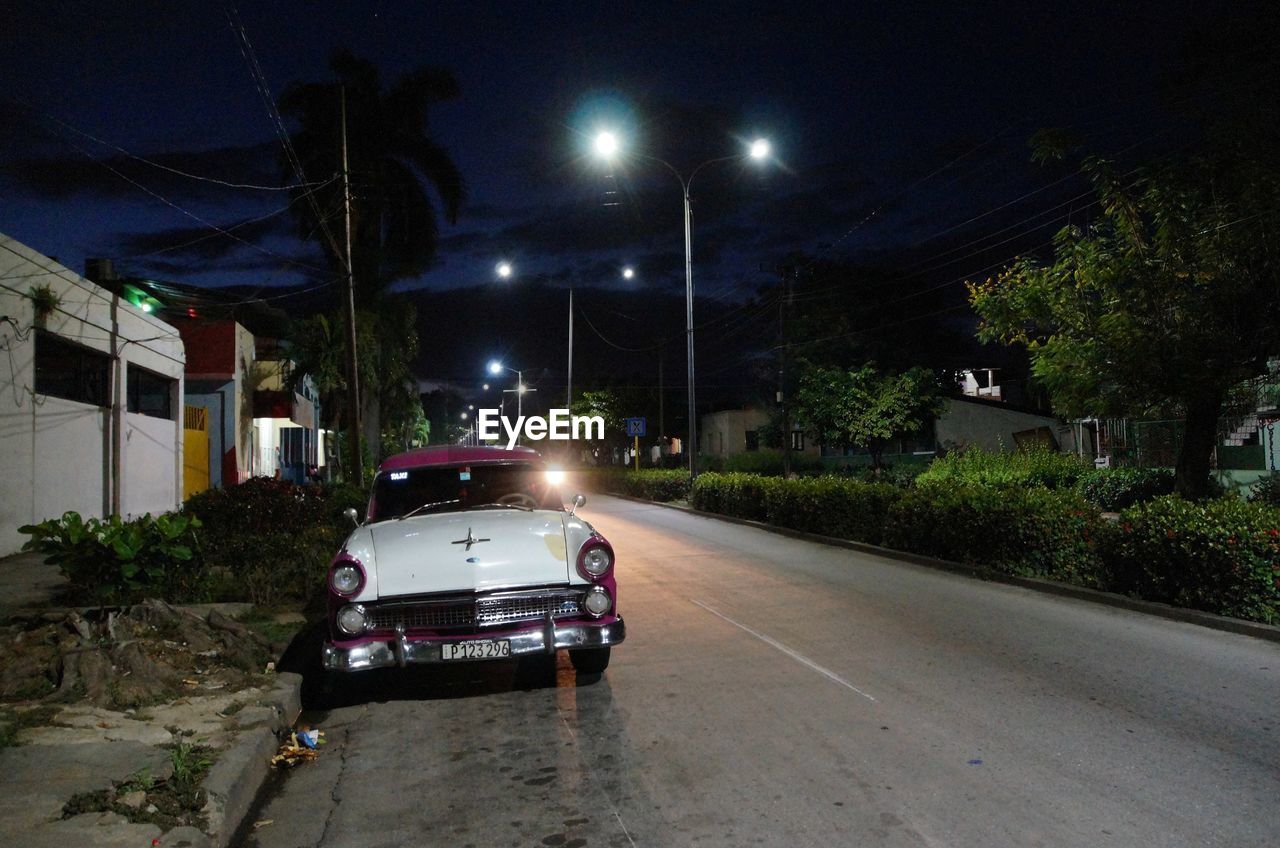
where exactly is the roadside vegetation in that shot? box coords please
[584,449,1280,625]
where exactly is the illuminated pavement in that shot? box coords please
[245,495,1280,847]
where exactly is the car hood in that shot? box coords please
[367,509,570,597]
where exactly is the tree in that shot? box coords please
[969,147,1280,499]
[280,49,465,303]
[279,50,465,472]
[794,365,945,469]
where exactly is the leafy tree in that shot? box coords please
[968,146,1280,499]
[794,365,945,468]
[280,49,465,303]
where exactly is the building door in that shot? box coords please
[183,405,210,498]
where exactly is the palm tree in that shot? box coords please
[280,48,465,303]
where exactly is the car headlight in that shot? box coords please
[583,586,612,617]
[336,604,367,635]
[580,544,612,577]
[330,563,363,596]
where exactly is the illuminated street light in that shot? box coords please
[622,266,635,280]
[591,131,772,477]
[496,261,513,279]
[594,131,619,159]
[486,361,525,418]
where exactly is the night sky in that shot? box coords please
[1,1,1270,406]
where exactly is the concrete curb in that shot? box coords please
[600,491,1280,645]
[202,671,303,848]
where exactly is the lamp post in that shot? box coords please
[488,361,526,419]
[593,132,771,478]
[567,265,637,409]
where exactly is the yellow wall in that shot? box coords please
[183,405,209,499]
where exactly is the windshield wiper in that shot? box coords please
[468,502,534,512]
[397,499,462,520]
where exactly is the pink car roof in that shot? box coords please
[378,445,543,471]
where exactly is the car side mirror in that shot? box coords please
[344,507,360,527]
[569,494,586,516]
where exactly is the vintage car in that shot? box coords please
[321,445,623,674]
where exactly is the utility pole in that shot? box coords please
[658,342,665,450]
[780,267,795,478]
[340,87,362,486]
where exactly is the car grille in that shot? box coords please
[364,590,584,632]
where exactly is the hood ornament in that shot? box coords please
[451,527,490,551]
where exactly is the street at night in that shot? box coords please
[244,497,1280,848]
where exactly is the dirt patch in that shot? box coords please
[0,600,274,711]
[62,742,214,831]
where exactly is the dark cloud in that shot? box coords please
[112,212,296,261]
[0,139,285,203]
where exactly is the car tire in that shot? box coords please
[569,647,610,675]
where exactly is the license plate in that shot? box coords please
[441,640,510,661]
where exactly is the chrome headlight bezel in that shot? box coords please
[336,604,367,636]
[576,538,615,580]
[583,586,612,617]
[329,558,365,598]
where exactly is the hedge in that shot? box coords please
[882,484,1107,586]
[1106,496,1280,624]
[915,444,1089,490]
[1075,467,1176,511]
[575,468,691,502]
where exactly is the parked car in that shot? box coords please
[322,445,624,675]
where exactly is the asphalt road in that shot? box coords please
[245,495,1280,848]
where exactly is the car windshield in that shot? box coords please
[369,463,562,521]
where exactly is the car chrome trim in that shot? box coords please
[322,617,626,672]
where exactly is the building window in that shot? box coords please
[745,430,760,452]
[127,364,175,420]
[34,330,110,407]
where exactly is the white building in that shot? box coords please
[0,234,185,556]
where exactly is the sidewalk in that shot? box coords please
[0,551,304,848]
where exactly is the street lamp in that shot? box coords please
[487,360,526,419]
[592,131,772,477]
[567,265,637,408]
[495,261,513,279]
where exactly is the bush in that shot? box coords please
[690,473,778,521]
[1105,496,1280,623]
[762,477,903,545]
[916,445,1089,490]
[183,477,356,608]
[20,511,207,605]
[1076,467,1176,511]
[833,463,927,488]
[577,469,691,502]
[1249,473,1280,508]
[882,485,1108,585]
[722,449,824,477]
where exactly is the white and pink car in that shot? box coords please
[321,445,623,675]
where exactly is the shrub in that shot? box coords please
[762,477,903,545]
[576,469,691,502]
[916,445,1088,490]
[690,473,778,521]
[20,511,207,604]
[1104,496,1280,623]
[882,485,1108,585]
[183,477,355,608]
[834,463,927,488]
[722,449,824,477]
[1076,467,1176,511]
[1248,473,1280,508]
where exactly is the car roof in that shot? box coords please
[378,445,543,472]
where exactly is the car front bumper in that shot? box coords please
[322,616,625,671]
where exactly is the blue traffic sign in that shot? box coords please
[625,417,647,437]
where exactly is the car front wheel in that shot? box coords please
[569,646,610,675]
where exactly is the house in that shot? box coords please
[0,234,185,556]
[84,261,325,493]
[701,394,1074,468]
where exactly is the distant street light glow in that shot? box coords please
[495,261,513,279]
[750,138,771,160]
[594,131,619,159]
[488,361,503,375]
[622,267,635,279]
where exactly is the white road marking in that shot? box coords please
[691,598,878,703]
